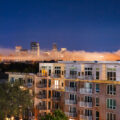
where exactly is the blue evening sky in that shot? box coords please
[0,0,120,51]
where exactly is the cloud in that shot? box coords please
[1,47,120,61]
[0,47,14,56]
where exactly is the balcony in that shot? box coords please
[37,73,48,77]
[79,88,92,94]
[65,99,77,105]
[36,94,47,99]
[52,96,60,100]
[79,102,92,108]
[36,83,47,88]
[24,83,33,88]
[38,105,47,110]
[84,76,94,80]
[80,115,92,120]
[67,75,78,79]
[53,74,61,78]
[65,112,77,118]
[66,87,77,92]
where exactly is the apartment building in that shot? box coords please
[7,61,120,120]
[63,61,120,120]
[34,63,65,118]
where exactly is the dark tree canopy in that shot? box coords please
[0,81,33,120]
[41,110,68,120]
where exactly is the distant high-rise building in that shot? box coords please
[31,42,40,56]
[15,46,22,53]
[52,43,58,51]
[60,48,67,53]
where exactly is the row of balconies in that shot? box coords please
[65,100,92,108]
[36,94,60,100]
[65,113,92,120]
[65,100,77,105]
[38,72,95,80]
[65,87,93,94]
[65,112,77,117]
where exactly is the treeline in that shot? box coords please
[0,62,39,73]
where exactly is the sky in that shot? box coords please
[0,0,120,51]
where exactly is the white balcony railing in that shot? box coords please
[80,115,92,120]
[79,88,92,94]
[65,112,77,118]
[65,100,77,105]
[79,102,92,108]
[65,87,77,92]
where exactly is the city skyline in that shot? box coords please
[0,0,120,51]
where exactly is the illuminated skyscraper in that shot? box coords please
[52,43,58,51]
[31,42,40,56]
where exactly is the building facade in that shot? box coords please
[8,61,120,120]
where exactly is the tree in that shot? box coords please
[41,110,68,120]
[0,81,33,120]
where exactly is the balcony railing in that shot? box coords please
[38,105,47,110]
[65,87,77,92]
[79,88,92,94]
[52,96,60,100]
[36,94,47,99]
[37,73,48,77]
[65,99,77,105]
[84,76,94,80]
[36,83,47,88]
[80,115,92,120]
[53,74,61,78]
[24,83,33,88]
[79,102,92,108]
[65,112,77,118]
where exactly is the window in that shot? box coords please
[107,99,116,109]
[70,94,76,101]
[55,103,59,109]
[70,70,77,78]
[53,91,60,98]
[48,79,51,87]
[96,97,99,106]
[49,91,51,98]
[69,106,76,113]
[48,69,51,76]
[107,85,116,95]
[107,68,116,81]
[10,77,15,83]
[70,82,76,88]
[96,111,99,120]
[96,71,99,80]
[85,96,92,102]
[85,68,92,76]
[96,84,100,93]
[55,66,61,77]
[48,102,51,109]
[107,113,116,120]
[85,109,92,116]
[78,72,80,76]
[55,80,59,89]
